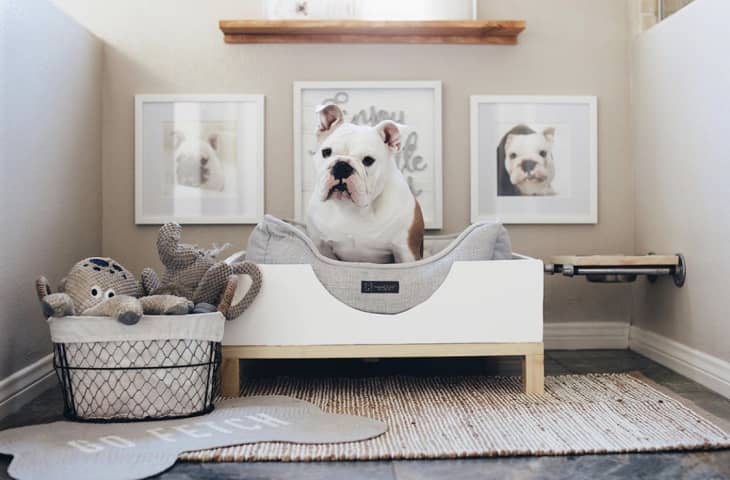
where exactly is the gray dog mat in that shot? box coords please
[0,396,386,480]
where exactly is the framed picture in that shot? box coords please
[470,95,597,224]
[294,81,443,228]
[263,0,475,20]
[135,94,264,224]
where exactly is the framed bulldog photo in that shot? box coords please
[470,95,597,224]
[135,94,264,224]
[294,81,443,229]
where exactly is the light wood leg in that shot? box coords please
[221,352,240,397]
[522,353,544,394]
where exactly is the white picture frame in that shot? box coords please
[470,95,598,224]
[262,0,477,20]
[135,94,264,224]
[294,81,443,229]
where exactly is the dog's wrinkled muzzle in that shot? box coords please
[319,157,367,206]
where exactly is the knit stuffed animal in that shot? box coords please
[36,257,193,325]
[142,223,262,320]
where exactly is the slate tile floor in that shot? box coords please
[1,350,729,479]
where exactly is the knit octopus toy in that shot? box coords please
[36,257,193,325]
[141,223,262,320]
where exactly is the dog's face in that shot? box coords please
[172,132,223,191]
[504,128,555,193]
[312,103,401,209]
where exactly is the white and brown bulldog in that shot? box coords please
[306,103,424,264]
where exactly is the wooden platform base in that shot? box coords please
[221,342,545,396]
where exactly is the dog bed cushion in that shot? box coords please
[245,215,512,314]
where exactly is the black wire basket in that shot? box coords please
[53,337,221,422]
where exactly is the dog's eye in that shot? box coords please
[321,148,332,158]
[539,150,547,158]
[362,156,376,167]
[90,286,102,298]
[105,289,115,299]
[509,153,517,159]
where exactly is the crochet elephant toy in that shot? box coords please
[142,223,262,320]
[36,257,193,325]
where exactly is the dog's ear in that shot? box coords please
[316,103,344,142]
[207,132,219,151]
[505,134,516,150]
[171,130,185,149]
[375,120,402,152]
[543,127,555,144]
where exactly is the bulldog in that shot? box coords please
[497,124,556,196]
[172,131,225,192]
[306,103,424,264]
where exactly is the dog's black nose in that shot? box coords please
[332,161,354,180]
[521,160,537,173]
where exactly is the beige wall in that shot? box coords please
[0,0,102,378]
[54,0,634,326]
[631,0,730,361]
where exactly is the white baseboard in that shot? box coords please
[629,326,730,399]
[544,322,630,350]
[0,353,56,419]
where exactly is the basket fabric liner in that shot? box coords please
[49,312,225,343]
[50,313,224,421]
[245,215,513,314]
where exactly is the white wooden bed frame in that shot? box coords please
[222,254,544,395]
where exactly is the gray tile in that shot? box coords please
[154,461,396,480]
[393,453,730,480]
[678,391,730,422]
[0,386,63,430]
[603,452,730,480]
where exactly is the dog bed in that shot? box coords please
[222,215,544,395]
[245,215,513,314]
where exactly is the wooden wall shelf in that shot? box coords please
[219,20,525,45]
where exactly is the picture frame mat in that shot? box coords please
[134,94,265,224]
[470,95,597,224]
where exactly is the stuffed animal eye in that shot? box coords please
[362,156,375,167]
[105,289,116,299]
[539,150,547,158]
[509,153,517,159]
[321,148,332,158]
[90,286,102,298]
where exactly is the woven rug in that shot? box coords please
[181,374,730,461]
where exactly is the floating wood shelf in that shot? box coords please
[219,20,526,45]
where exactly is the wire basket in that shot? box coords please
[49,313,224,422]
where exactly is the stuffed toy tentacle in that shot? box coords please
[40,293,75,318]
[157,222,200,269]
[192,262,232,305]
[35,276,52,301]
[82,296,143,325]
[140,268,161,295]
[139,295,193,315]
[217,276,238,320]
[220,262,263,320]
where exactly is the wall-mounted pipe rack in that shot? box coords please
[544,254,686,287]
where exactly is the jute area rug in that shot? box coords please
[182,374,730,462]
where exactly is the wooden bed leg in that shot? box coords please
[221,350,240,397]
[522,353,544,394]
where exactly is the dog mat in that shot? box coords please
[181,374,730,462]
[0,396,386,480]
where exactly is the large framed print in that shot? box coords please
[294,81,443,229]
[470,95,597,224]
[135,94,264,224]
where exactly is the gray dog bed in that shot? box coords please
[245,215,513,315]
